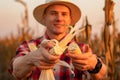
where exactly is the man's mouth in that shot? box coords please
[54,24,68,27]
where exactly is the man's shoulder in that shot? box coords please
[30,36,43,42]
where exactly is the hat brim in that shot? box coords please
[33,1,81,26]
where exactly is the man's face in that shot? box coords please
[43,4,71,35]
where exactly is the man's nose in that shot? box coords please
[56,14,63,21]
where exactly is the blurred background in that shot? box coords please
[0,0,120,80]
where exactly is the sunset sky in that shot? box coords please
[0,0,120,38]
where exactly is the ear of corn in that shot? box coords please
[68,42,82,54]
[40,39,68,55]
[28,42,38,51]
[49,45,68,55]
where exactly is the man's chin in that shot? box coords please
[52,31,64,35]
[53,32,62,35]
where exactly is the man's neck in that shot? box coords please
[46,31,67,41]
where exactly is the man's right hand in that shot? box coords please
[29,45,60,70]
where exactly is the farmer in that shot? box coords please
[9,0,107,80]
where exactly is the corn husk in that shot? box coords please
[39,69,55,80]
[68,42,82,54]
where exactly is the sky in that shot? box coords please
[0,0,120,38]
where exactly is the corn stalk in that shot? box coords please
[104,0,115,80]
[15,0,34,41]
[85,16,92,46]
[15,0,29,28]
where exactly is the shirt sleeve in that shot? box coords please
[8,41,30,74]
[8,37,42,75]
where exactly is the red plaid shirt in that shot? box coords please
[9,35,89,80]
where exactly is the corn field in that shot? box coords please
[0,0,120,80]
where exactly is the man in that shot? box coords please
[9,0,107,80]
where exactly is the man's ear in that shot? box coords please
[42,15,46,24]
[70,16,72,26]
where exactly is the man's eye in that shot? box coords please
[62,13,68,16]
[50,12,56,15]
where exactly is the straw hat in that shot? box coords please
[33,0,81,26]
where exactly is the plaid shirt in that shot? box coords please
[9,34,89,80]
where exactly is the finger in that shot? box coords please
[40,60,55,66]
[41,40,56,49]
[34,60,54,69]
[73,63,89,71]
[66,52,81,59]
[72,59,88,65]
[67,50,92,60]
[40,58,60,64]
[40,46,60,60]
[43,54,60,61]
[39,65,54,70]
[67,53,88,60]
